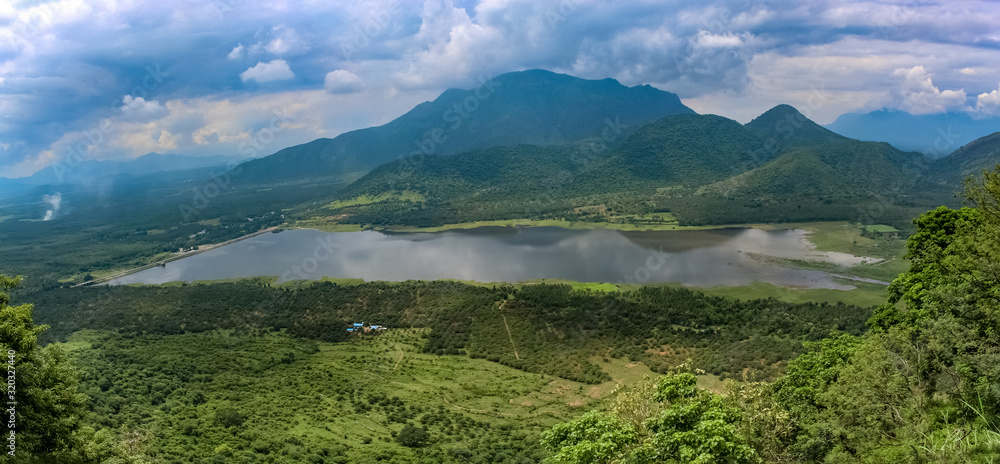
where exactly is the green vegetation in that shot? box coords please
[863,224,899,234]
[63,329,571,463]
[0,170,355,292]
[543,165,1000,463]
[9,165,1000,462]
[300,106,946,231]
[0,276,159,463]
[31,280,871,384]
[234,69,694,184]
[542,372,757,463]
[10,274,870,462]
[326,190,425,209]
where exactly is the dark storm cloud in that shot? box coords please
[0,0,996,176]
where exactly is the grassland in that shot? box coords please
[656,280,888,307]
[62,328,664,462]
[326,190,426,209]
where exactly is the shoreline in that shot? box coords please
[73,226,279,287]
[289,218,788,234]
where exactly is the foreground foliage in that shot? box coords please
[31,282,869,384]
[545,165,1000,463]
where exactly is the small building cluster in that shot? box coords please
[346,322,387,334]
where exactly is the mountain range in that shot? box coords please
[233,69,695,183]
[324,103,969,227]
[0,152,244,198]
[825,109,1000,158]
[5,70,1000,228]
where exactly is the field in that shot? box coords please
[61,328,661,463]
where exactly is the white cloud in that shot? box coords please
[6,0,1000,175]
[120,95,167,122]
[694,31,743,49]
[891,66,967,114]
[975,83,1000,117]
[324,70,362,94]
[265,25,307,55]
[227,44,244,60]
[239,59,294,83]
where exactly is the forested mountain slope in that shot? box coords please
[234,69,694,183]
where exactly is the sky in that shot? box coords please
[0,0,998,178]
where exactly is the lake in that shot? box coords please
[108,226,880,289]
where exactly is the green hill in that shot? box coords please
[744,104,847,150]
[931,132,1000,185]
[698,149,845,199]
[314,105,940,227]
[614,114,768,186]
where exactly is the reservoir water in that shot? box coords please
[108,227,877,289]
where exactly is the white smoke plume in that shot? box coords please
[43,192,62,221]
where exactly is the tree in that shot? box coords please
[541,373,756,464]
[866,167,1000,424]
[540,411,638,463]
[394,424,429,448]
[0,275,87,460]
[775,165,1000,463]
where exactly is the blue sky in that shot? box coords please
[0,0,998,177]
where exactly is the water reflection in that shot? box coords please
[109,227,867,289]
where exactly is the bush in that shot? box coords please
[395,425,430,448]
[215,408,246,428]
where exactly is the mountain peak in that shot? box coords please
[745,104,844,148]
[753,104,812,124]
[235,69,695,183]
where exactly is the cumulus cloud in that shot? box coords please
[324,70,362,94]
[265,25,308,55]
[120,95,167,122]
[975,83,1000,117]
[891,66,967,115]
[227,44,244,60]
[240,60,295,83]
[3,0,1000,176]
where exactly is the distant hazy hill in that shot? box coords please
[235,69,695,183]
[326,105,940,226]
[0,152,243,198]
[931,132,1000,185]
[825,109,1000,158]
